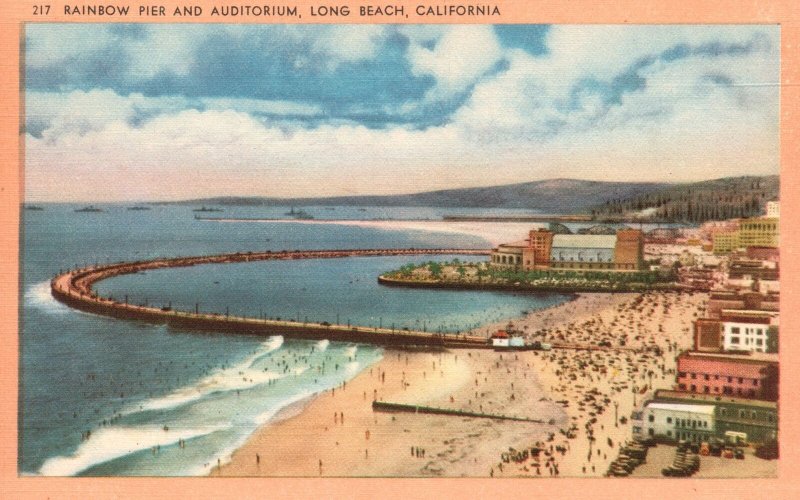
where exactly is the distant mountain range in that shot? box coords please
[173,175,778,222]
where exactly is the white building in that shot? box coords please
[633,402,716,443]
[766,201,780,218]
[491,331,509,347]
[721,314,776,353]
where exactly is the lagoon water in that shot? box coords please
[21,204,571,476]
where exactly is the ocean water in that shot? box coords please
[20,204,571,476]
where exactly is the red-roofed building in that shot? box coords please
[491,330,509,347]
[676,351,778,401]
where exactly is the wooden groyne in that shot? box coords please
[50,248,493,348]
[372,401,547,423]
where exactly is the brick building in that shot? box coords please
[676,351,778,401]
[490,228,644,272]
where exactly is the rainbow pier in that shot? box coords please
[50,248,493,348]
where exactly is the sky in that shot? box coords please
[23,24,780,202]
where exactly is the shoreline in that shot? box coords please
[215,292,666,477]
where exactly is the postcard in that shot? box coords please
[1,0,798,497]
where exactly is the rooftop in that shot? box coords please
[552,234,617,249]
[681,350,778,364]
[646,402,716,415]
[654,390,778,410]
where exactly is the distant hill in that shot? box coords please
[174,179,670,213]
[174,175,778,222]
[588,175,779,223]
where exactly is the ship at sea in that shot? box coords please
[192,206,224,212]
[24,205,44,211]
[74,205,104,213]
[127,206,151,211]
[284,207,314,220]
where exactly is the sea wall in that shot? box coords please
[50,248,493,348]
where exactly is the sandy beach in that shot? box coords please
[215,290,708,477]
[206,218,535,247]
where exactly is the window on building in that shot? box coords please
[753,380,759,386]
[738,377,744,384]
[728,377,733,383]
[704,386,710,393]
[648,415,654,422]
[678,383,686,390]
[732,327,740,334]
[691,373,696,379]
[704,374,710,381]
[730,337,740,344]
[678,372,687,378]
[666,417,672,424]
[666,430,672,437]
[756,339,763,346]
[648,428,655,436]
[690,385,696,392]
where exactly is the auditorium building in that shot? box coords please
[489,228,644,272]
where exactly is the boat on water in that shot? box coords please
[74,205,104,213]
[285,207,314,220]
[24,205,44,211]
[127,206,151,211]
[193,206,224,212]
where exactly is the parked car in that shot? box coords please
[734,448,745,460]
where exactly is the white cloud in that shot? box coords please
[407,25,504,99]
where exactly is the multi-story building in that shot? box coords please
[738,217,779,248]
[765,201,779,218]
[652,390,778,444]
[632,402,716,443]
[675,351,778,401]
[720,310,778,353]
[489,228,644,272]
[713,230,740,255]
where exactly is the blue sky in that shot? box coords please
[24,24,779,201]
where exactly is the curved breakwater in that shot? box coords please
[50,248,494,348]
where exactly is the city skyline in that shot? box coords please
[24,24,780,202]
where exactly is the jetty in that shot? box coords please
[372,401,547,423]
[50,248,494,349]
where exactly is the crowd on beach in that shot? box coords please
[214,289,706,477]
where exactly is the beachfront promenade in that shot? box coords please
[50,248,494,348]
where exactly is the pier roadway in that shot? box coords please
[50,248,493,348]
